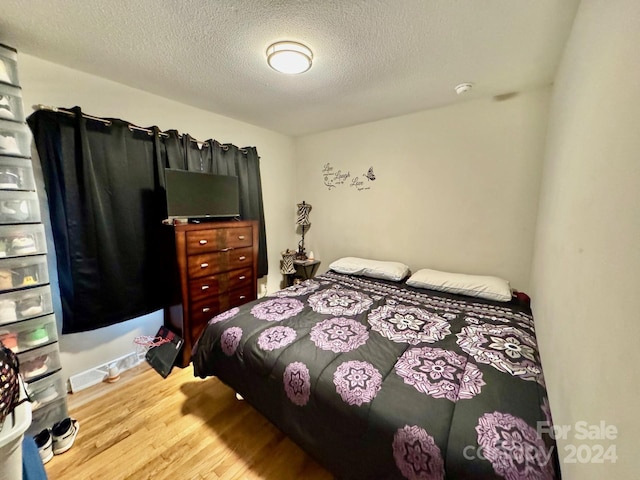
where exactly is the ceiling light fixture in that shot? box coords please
[266,41,313,75]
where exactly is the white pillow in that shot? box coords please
[329,257,410,282]
[406,268,512,302]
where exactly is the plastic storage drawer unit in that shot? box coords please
[0,255,49,293]
[26,370,66,412]
[18,342,61,383]
[0,285,53,325]
[0,314,57,354]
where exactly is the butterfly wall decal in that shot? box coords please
[363,167,376,181]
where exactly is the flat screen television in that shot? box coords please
[165,169,240,220]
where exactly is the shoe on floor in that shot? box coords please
[34,428,53,464]
[52,417,79,455]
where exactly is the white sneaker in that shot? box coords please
[11,236,36,254]
[0,96,14,120]
[0,170,20,189]
[31,384,59,409]
[0,200,29,221]
[52,418,79,455]
[18,296,43,317]
[0,134,20,155]
[0,60,11,84]
[34,429,53,464]
[0,300,16,322]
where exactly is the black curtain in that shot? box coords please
[28,107,268,334]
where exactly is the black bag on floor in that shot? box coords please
[145,327,183,378]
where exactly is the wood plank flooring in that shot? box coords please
[45,363,332,480]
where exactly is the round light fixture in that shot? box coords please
[266,41,313,74]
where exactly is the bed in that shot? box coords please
[192,270,560,479]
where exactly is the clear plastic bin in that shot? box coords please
[0,84,23,124]
[0,314,57,354]
[0,120,30,159]
[17,340,61,383]
[0,255,49,293]
[0,224,45,258]
[26,370,66,412]
[0,285,53,325]
[27,397,68,437]
[0,191,40,224]
[0,157,36,192]
[0,45,19,87]
[0,378,31,480]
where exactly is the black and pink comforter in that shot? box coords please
[192,272,560,479]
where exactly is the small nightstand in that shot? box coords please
[284,259,320,286]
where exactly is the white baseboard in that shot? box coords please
[68,351,142,393]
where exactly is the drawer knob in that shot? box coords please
[239,295,246,300]
[238,275,246,280]
[221,248,231,252]
[200,262,209,268]
[201,285,210,290]
[238,235,245,240]
[239,256,246,261]
[202,307,210,313]
[199,239,208,245]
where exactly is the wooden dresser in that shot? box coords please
[166,220,258,366]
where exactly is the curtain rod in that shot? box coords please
[32,104,245,152]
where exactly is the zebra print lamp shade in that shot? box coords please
[296,201,311,226]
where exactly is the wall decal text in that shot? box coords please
[322,163,376,192]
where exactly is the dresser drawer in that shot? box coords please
[188,267,253,303]
[190,297,222,329]
[187,246,253,279]
[226,284,255,309]
[186,226,253,255]
[190,284,255,325]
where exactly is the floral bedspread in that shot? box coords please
[192,272,560,480]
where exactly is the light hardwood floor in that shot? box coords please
[45,363,332,479]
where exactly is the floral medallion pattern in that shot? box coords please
[308,288,373,316]
[272,280,321,297]
[310,317,369,353]
[368,303,451,345]
[392,425,445,480]
[251,298,304,321]
[333,360,382,406]
[457,324,543,384]
[220,327,242,356]
[394,347,485,401]
[208,307,239,325]
[476,412,555,480]
[257,326,297,351]
[283,362,311,406]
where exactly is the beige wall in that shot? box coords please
[530,1,640,478]
[295,89,550,291]
[19,54,297,382]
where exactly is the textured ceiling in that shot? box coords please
[0,0,580,136]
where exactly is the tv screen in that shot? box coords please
[165,169,240,220]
